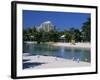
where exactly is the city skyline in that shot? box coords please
[23,10,90,31]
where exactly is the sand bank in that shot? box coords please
[23,53,90,69]
[50,42,90,49]
[24,41,90,49]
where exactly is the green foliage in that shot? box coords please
[74,29,81,42]
[23,18,91,43]
[64,31,71,42]
[82,18,91,42]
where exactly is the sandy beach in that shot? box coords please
[23,53,90,69]
[49,42,90,49]
[25,41,90,49]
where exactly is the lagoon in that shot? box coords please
[23,43,90,62]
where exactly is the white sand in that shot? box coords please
[23,53,90,69]
[25,41,90,49]
[51,42,90,49]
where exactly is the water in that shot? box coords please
[23,43,91,62]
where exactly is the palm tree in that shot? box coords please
[82,18,91,42]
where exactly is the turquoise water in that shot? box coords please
[23,43,91,62]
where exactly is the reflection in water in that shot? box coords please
[23,43,91,62]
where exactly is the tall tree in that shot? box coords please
[74,29,81,42]
[82,18,91,42]
[64,31,71,42]
[69,28,76,41]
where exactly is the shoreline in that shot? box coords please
[50,42,90,49]
[23,53,90,69]
[24,41,91,49]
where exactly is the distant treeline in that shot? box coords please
[23,18,91,44]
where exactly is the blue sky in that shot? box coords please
[23,10,90,31]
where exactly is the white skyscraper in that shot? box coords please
[37,21,54,32]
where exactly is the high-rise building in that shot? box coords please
[37,21,54,32]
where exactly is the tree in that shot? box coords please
[34,31,42,44]
[23,29,31,41]
[82,18,91,42]
[65,28,82,42]
[64,31,71,42]
[74,29,81,42]
[23,27,37,41]
[49,30,59,42]
[69,28,76,41]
